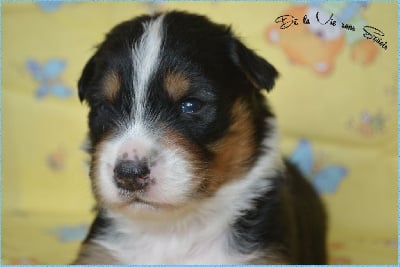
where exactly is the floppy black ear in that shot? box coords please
[78,55,97,102]
[230,39,278,91]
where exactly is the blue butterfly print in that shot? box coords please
[289,139,348,194]
[37,1,64,12]
[26,59,73,99]
[49,224,88,242]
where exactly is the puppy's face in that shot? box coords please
[78,12,278,214]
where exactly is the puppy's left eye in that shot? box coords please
[180,98,204,114]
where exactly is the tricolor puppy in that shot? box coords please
[74,11,326,264]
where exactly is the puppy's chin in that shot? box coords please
[114,190,188,211]
[92,183,194,215]
[113,197,179,213]
[97,190,204,223]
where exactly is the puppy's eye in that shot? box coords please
[180,98,204,114]
[93,103,106,112]
[91,102,111,117]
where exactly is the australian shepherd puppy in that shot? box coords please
[74,11,326,264]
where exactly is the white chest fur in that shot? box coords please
[94,211,252,264]
[101,232,234,264]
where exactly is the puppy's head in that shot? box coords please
[78,11,278,215]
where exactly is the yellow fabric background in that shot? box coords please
[2,1,397,264]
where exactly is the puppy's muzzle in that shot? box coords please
[113,160,151,191]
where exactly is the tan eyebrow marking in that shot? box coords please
[164,71,190,101]
[103,71,121,102]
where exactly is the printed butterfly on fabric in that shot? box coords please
[347,111,385,137]
[289,139,348,194]
[37,1,64,12]
[26,59,73,99]
[47,148,66,171]
[48,224,88,243]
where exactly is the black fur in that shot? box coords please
[232,160,327,263]
[83,208,113,243]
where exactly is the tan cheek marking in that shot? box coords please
[203,100,256,194]
[103,71,121,102]
[164,71,190,101]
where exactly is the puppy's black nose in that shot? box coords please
[113,160,150,191]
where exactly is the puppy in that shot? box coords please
[74,11,326,264]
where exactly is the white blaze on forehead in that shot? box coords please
[131,14,165,123]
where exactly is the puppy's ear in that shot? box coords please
[230,39,278,91]
[78,55,97,102]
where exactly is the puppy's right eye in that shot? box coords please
[91,103,109,118]
[180,98,204,114]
